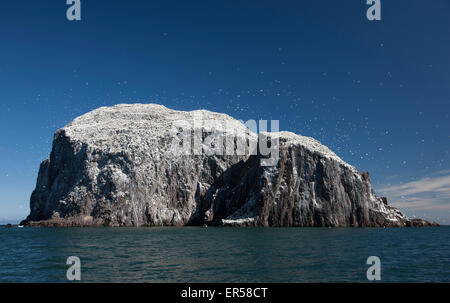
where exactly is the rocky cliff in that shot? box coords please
[22,104,437,227]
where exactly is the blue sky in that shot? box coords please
[0,0,449,224]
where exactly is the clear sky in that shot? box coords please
[0,0,449,224]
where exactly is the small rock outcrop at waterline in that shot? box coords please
[21,104,438,227]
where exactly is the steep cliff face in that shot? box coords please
[22,104,436,227]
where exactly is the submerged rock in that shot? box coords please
[22,104,435,227]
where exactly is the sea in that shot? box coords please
[0,226,449,282]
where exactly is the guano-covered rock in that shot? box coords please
[22,104,437,227]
